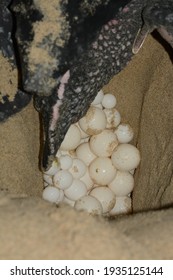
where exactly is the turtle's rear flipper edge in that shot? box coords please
[0,0,32,122]
[0,90,32,122]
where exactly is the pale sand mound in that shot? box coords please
[0,35,173,259]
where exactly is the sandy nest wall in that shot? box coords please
[1,35,173,259]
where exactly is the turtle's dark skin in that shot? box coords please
[1,0,173,171]
[0,0,31,121]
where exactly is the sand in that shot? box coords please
[1,33,173,259]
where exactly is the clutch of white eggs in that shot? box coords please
[42,90,140,216]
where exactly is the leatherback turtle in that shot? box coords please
[1,0,173,171]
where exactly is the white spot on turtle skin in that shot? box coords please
[109,19,119,26]
[104,35,109,40]
[116,60,120,67]
[75,87,82,93]
[99,34,103,40]
[111,28,116,34]
[92,41,98,49]
[122,6,130,13]
[116,34,121,40]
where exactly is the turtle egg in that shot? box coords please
[80,168,94,191]
[53,170,73,190]
[104,108,121,129]
[90,129,118,157]
[59,155,73,170]
[76,142,96,166]
[89,157,116,185]
[69,158,87,179]
[79,106,107,135]
[108,171,134,196]
[102,93,117,109]
[64,179,87,201]
[115,123,134,143]
[89,186,116,213]
[60,124,81,150]
[109,196,132,216]
[44,160,60,176]
[111,144,140,171]
[74,195,103,215]
[43,186,62,204]
[91,89,104,105]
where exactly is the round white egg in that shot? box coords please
[89,186,116,213]
[53,170,73,190]
[44,160,60,176]
[42,186,62,203]
[60,124,81,150]
[108,171,134,196]
[104,108,121,129]
[79,106,107,135]
[74,195,103,215]
[90,129,118,157]
[89,157,116,185]
[102,93,117,109]
[64,179,87,201]
[59,155,73,170]
[115,123,134,143]
[80,168,94,191]
[111,144,140,171]
[69,158,87,179]
[109,196,132,216]
[91,90,104,105]
[76,142,96,166]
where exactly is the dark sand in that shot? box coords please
[1,35,173,259]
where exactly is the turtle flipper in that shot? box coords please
[0,0,31,122]
[133,0,173,53]
[0,89,31,122]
